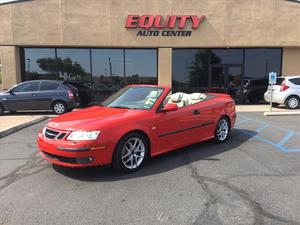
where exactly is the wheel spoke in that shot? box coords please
[124,155,132,164]
[122,151,131,159]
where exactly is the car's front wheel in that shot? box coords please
[285,96,300,109]
[214,117,230,143]
[113,132,148,173]
[52,101,67,115]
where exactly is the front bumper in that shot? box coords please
[37,132,114,167]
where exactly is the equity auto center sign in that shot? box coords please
[125,15,206,37]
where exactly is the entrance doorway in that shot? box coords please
[210,64,242,96]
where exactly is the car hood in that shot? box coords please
[47,106,143,130]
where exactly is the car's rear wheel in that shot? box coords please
[285,96,300,109]
[52,101,67,115]
[214,117,230,143]
[0,104,4,115]
[113,132,148,173]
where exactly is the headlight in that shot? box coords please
[67,131,100,141]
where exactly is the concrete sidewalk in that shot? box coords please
[0,114,49,138]
[236,104,300,115]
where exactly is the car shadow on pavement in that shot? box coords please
[53,128,255,181]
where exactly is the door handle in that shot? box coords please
[192,109,200,115]
[32,93,37,96]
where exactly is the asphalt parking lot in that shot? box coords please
[0,112,300,225]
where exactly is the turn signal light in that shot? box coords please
[280,81,289,92]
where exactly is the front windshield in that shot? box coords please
[102,86,164,110]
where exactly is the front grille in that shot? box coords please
[57,133,66,139]
[44,128,66,140]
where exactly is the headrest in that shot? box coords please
[190,93,201,100]
[170,92,183,103]
[190,93,207,100]
[149,90,158,98]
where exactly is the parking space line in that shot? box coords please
[255,124,269,133]
[235,114,300,153]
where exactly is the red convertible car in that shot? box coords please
[38,85,236,172]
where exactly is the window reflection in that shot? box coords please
[24,48,56,80]
[125,49,157,85]
[56,48,92,83]
[244,49,281,79]
[91,49,124,101]
[21,48,158,103]
[172,49,209,93]
[211,49,243,64]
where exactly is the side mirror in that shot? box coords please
[8,89,14,95]
[161,103,178,112]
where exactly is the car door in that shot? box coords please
[4,81,41,111]
[174,101,216,145]
[38,81,61,109]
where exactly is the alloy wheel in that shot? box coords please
[216,118,229,141]
[121,137,146,170]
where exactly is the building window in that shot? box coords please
[244,48,282,79]
[210,49,243,64]
[21,48,158,102]
[172,49,209,93]
[125,49,158,85]
[172,48,282,104]
[23,48,56,80]
[56,48,92,83]
[91,49,125,101]
[0,58,2,88]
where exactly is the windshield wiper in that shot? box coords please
[109,106,137,109]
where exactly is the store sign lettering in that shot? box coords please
[125,15,205,37]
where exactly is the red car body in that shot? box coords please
[37,85,236,168]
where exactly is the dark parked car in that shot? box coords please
[0,80,79,115]
[64,81,93,106]
[234,78,268,103]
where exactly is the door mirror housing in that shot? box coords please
[8,89,15,95]
[161,103,178,112]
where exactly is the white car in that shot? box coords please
[264,76,300,109]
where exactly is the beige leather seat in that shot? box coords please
[168,92,189,107]
[188,93,207,104]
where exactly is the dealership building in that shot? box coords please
[0,0,300,102]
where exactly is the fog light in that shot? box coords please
[76,157,93,164]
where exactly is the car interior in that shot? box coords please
[164,92,207,108]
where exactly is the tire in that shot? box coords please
[213,117,230,143]
[52,101,67,115]
[285,96,300,109]
[0,104,4,115]
[112,132,149,173]
[272,103,279,107]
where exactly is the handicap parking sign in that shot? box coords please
[269,72,277,85]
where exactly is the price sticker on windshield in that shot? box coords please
[269,72,277,85]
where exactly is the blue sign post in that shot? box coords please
[268,72,277,111]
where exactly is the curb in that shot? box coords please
[0,116,49,138]
[264,111,300,116]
